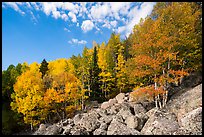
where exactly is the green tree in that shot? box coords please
[39,59,49,78]
[90,45,101,100]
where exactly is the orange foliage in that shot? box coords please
[130,85,166,103]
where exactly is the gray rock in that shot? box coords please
[173,127,202,135]
[129,95,134,102]
[62,118,74,126]
[106,105,118,115]
[107,120,140,135]
[125,92,130,97]
[70,126,89,135]
[179,107,202,134]
[79,111,100,132]
[99,115,113,124]
[96,108,107,117]
[73,113,83,125]
[125,115,139,129]
[62,125,72,135]
[93,128,107,135]
[101,101,110,109]
[135,113,149,131]
[141,110,179,135]
[111,115,124,123]
[133,103,147,115]
[166,84,202,118]
[44,124,62,135]
[141,101,155,111]
[33,124,47,135]
[117,105,133,120]
[116,93,125,104]
[124,97,129,101]
[108,98,117,106]
[99,122,108,130]
[146,107,157,118]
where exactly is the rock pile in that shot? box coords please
[33,84,202,135]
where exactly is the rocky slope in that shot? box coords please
[32,81,202,135]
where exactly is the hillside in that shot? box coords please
[27,72,202,135]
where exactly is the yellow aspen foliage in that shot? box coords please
[10,62,45,128]
[115,45,127,93]
[98,42,115,98]
[48,58,74,76]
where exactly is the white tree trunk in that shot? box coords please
[158,94,162,108]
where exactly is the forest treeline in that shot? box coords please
[2,2,202,134]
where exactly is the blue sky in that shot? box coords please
[2,2,156,70]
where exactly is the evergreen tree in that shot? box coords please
[90,45,101,100]
[39,59,49,78]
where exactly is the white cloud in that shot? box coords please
[78,2,88,18]
[41,2,63,17]
[68,12,77,22]
[64,28,71,32]
[68,38,87,45]
[61,13,68,21]
[30,2,40,10]
[116,2,156,37]
[3,2,156,36]
[90,3,110,20]
[3,2,25,15]
[30,11,38,24]
[61,2,79,14]
[25,2,32,8]
[52,10,61,19]
[41,2,54,15]
[109,2,131,19]
[117,26,126,34]
[110,20,117,28]
[102,20,117,30]
[81,20,94,32]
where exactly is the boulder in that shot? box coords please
[179,107,202,134]
[79,111,100,132]
[44,124,62,135]
[95,108,107,117]
[33,124,47,135]
[62,118,74,126]
[116,105,133,120]
[111,115,124,123]
[70,125,89,135]
[93,128,107,135]
[99,115,113,124]
[124,112,148,131]
[73,113,83,125]
[125,92,130,97]
[107,120,140,135]
[129,96,134,102]
[116,93,125,104]
[141,110,179,135]
[135,114,149,131]
[99,122,108,130]
[146,107,157,118]
[124,97,129,101]
[62,125,72,135]
[108,98,117,106]
[167,84,202,116]
[101,101,110,109]
[106,105,118,115]
[173,128,194,135]
[141,101,155,111]
[125,115,139,129]
[133,103,147,115]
